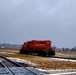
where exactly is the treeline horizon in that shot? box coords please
[0,43,76,52]
[0,43,21,49]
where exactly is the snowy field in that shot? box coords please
[7,57,76,75]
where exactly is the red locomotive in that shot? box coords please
[20,40,55,56]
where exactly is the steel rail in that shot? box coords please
[0,55,40,75]
[0,62,5,67]
[0,61,15,75]
[14,61,39,75]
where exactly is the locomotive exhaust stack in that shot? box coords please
[20,40,55,56]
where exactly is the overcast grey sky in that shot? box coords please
[0,0,76,48]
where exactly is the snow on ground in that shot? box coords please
[38,68,76,72]
[45,72,76,75]
[38,68,76,75]
[51,58,76,62]
[7,57,37,66]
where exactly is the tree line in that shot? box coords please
[0,43,21,49]
[0,43,76,52]
[52,46,76,52]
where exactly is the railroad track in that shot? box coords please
[0,55,44,75]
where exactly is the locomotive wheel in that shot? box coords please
[25,50,29,54]
[42,51,47,56]
[20,49,24,54]
[20,49,22,54]
[38,51,41,56]
[48,50,55,56]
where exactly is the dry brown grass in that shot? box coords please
[0,48,19,53]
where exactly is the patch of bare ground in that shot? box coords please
[61,51,76,54]
[55,51,76,59]
[56,51,76,55]
[0,48,19,53]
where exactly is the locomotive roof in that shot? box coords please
[27,40,51,42]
